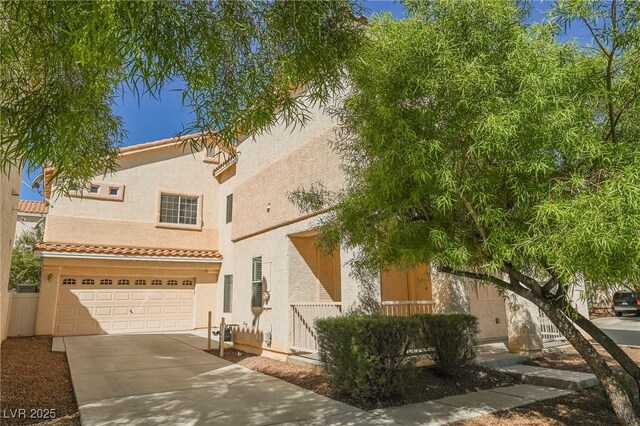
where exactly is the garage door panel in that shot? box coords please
[180,292,194,301]
[78,293,96,302]
[55,282,195,336]
[77,307,95,317]
[130,321,145,330]
[163,319,177,328]
[75,321,95,333]
[147,306,162,315]
[95,307,112,316]
[178,319,192,328]
[57,307,76,317]
[163,305,178,314]
[113,306,129,315]
[97,293,113,301]
[111,321,129,330]
[147,320,163,328]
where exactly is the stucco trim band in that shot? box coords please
[231,207,332,243]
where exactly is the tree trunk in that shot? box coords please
[442,268,640,424]
[536,298,639,425]
[563,302,640,388]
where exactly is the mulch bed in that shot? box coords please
[205,349,519,410]
[1,336,79,426]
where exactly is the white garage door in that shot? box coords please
[55,276,195,336]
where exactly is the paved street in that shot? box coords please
[592,316,640,346]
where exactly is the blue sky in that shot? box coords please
[20,0,582,201]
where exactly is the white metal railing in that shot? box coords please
[382,300,436,316]
[538,309,567,348]
[290,302,343,352]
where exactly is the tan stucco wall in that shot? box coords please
[36,256,220,335]
[45,146,219,250]
[224,215,328,355]
[45,216,217,250]
[1,167,21,341]
[214,104,350,358]
[232,126,343,241]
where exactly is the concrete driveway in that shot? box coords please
[592,316,640,346]
[63,333,390,426]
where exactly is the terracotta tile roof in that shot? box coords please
[118,132,217,155]
[18,200,49,214]
[34,242,223,259]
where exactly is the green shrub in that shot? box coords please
[315,315,416,401]
[414,313,479,371]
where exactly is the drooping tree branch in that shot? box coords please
[541,273,560,296]
[503,265,542,296]
[439,266,511,290]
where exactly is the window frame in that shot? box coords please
[225,194,233,224]
[223,275,233,313]
[155,190,203,230]
[251,257,263,308]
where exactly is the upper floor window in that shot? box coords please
[90,185,99,194]
[160,194,198,225]
[109,187,119,196]
[226,194,233,223]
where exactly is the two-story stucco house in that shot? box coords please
[34,138,222,336]
[33,103,587,358]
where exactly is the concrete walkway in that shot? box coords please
[374,384,572,425]
[63,334,390,425]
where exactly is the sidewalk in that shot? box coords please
[373,384,572,425]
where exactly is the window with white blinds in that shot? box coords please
[251,257,263,308]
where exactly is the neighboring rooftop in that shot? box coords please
[18,200,49,215]
[33,242,223,260]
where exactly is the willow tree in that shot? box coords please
[0,0,363,190]
[293,0,640,423]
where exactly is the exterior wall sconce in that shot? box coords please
[47,273,53,282]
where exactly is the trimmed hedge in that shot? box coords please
[414,313,479,371]
[315,315,415,401]
[315,313,479,401]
